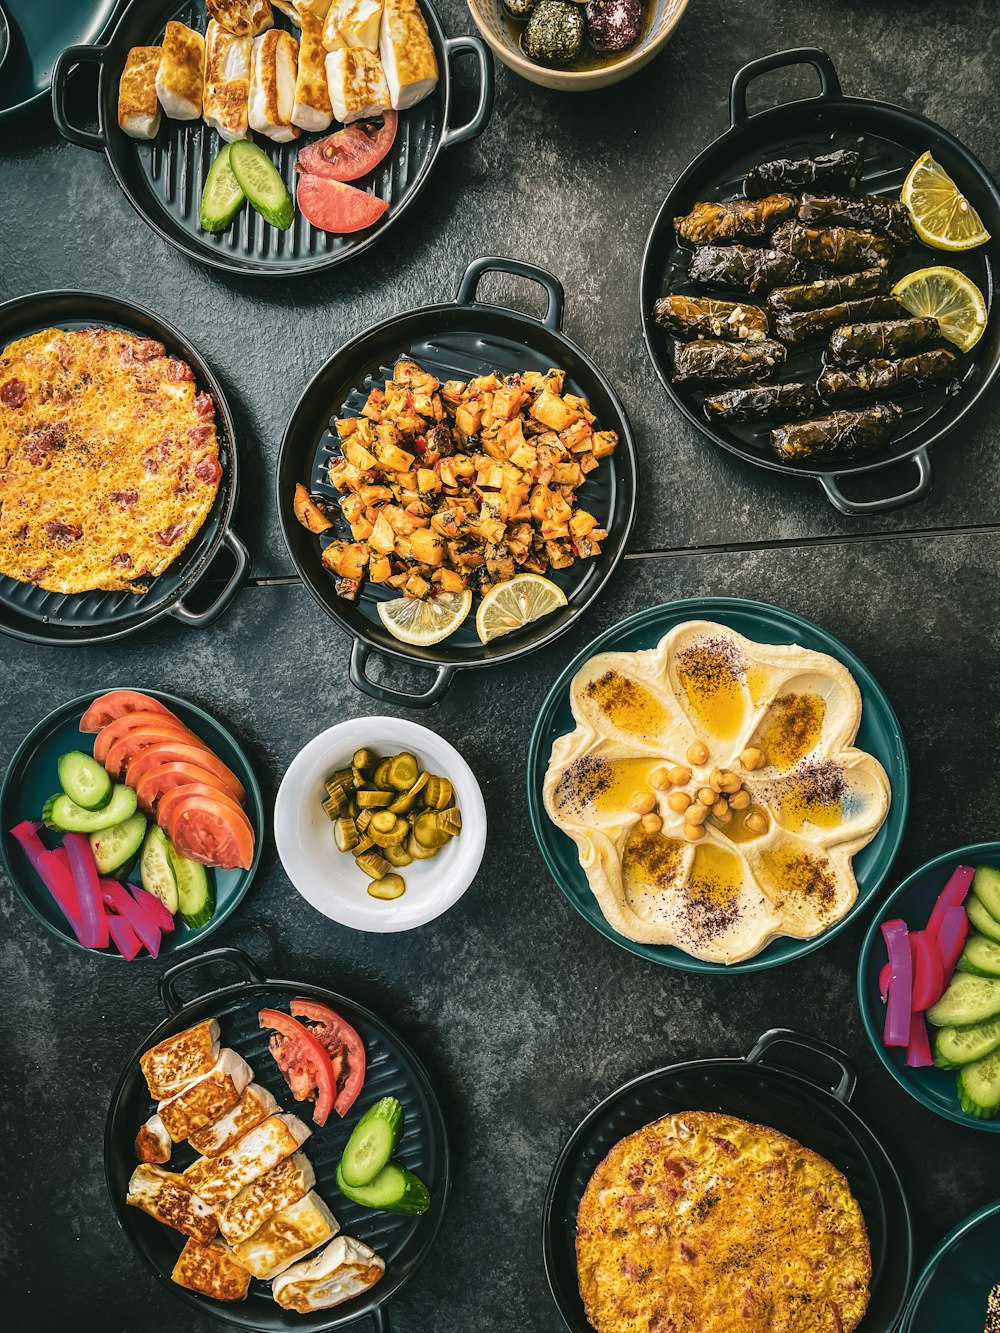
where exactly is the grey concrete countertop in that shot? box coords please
[1,0,999,1329]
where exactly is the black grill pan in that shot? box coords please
[543,1028,914,1333]
[0,290,249,645]
[640,48,1000,515]
[51,0,493,277]
[277,255,638,709]
[105,947,450,1333]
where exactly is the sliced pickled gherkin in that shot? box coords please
[373,759,393,789]
[322,794,345,820]
[389,771,429,814]
[414,810,451,850]
[353,748,374,771]
[408,831,438,861]
[437,807,462,837]
[368,873,406,900]
[356,789,393,808]
[356,849,391,879]
[355,808,374,834]
[352,835,374,856]
[387,752,419,791]
[370,811,397,834]
[423,775,454,810]
[371,818,408,848]
[334,818,359,853]
[384,843,413,868]
[324,781,352,812]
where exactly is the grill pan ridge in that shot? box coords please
[640,47,1000,516]
[51,0,493,277]
[0,289,249,645]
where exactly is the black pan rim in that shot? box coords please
[104,966,452,1331]
[639,87,1000,481]
[541,1046,915,1333]
[275,294,639,672]
[70,0,487,277]
[0,286,242,644]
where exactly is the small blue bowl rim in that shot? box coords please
[899,1195,1000,1331]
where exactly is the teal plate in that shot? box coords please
[857,842,1000,1132]
[901,1198,1000,1332]
[2,0,122,120]
[526,597,910,973]
[0,689,264,959]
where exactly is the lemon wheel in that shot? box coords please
[892,266,988,354]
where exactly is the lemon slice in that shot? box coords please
[902,151,991,251]
[377,592,472,646]
[475,574,568,645]
[892,266,988,353]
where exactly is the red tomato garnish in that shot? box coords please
[258,1009,337,1127]
[80,690,183,733]
[290,998,366,1117]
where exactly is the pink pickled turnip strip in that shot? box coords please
[63,833,109,949]
[936,905,970,985]
[911,930,944,1012]
[906,1010,934,1067]
[927,865,975,938]
[882,917,912,1048]
[9,822,86,942]
[879,961,891,1003]
[128,885,175,933]
[99,879,161,958]
[106,913,142,961]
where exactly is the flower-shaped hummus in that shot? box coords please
[543,621,891,964]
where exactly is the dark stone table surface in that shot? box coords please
[1,0,999,1329]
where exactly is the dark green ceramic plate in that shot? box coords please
[901,1199,1000,1332]
[0,689,264,959]
[526,597,910,974]
[2,0,121,120]
[857,842,1000,1132]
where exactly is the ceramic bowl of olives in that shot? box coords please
[467,0,687,90]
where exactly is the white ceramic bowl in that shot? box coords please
[275,717,487,933]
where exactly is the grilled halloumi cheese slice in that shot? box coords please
[188,1082,280,1157]
[135,1113,171,1165]
[297,0,334,15]
[326,0,382,50]
[155,21,206,121]
[184,1113,312,1206]
[273,1235,386,1312]
[321,10,347,50]
[157,1048,254,1143]
[207,0,274,36]
[118,47,162,140]
[140,1019,220,1100]
[379,0,437,110]
[325,47,390,123]
[292,11,334,131]
[127,1164,217,1243]
[249,28,301,142]
[233,1191,339,1279]
[203,19,253,142]
[217,1151,316,1245]
[171,1238,251,1303]
[272,0,303,22]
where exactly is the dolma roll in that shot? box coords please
[652,294,770,341]
[771,402,904,461]
[774,295,907,345]
[798,193,914,244]
[745,149,863,199]
[671,338,787,384]
[828,316,941,365]
[704,382,819,423]
[688,245,808,293]
[818,348,958,400]
[674,194,797,246]
[771,220,895,271]
[767,268,890,314]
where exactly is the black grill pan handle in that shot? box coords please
[745,1027,857,1104]
[730,48,842,129]
[456,256,565,333]
[441,35,495,149]
[819,447,933,515]
[349,640,455,709]
[370,1307,391,1332]
[158,947,266,1015]
[51,44,109,152]
[168,529,251,630]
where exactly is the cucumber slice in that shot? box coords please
[340,1097,404,1187]
[169,843,214,929]
[90,811,147,875]
[228,141,293,230]
[957,934,1000,979]
[141,826,179,915]
[934,1014,1000,1069]
[335,1161,430,1215]
[967,894,1000,945]
[957,1046,1000,1119]
[200,143,246,233]
[972,864,1000,923]
[927,973,1000,1028]
[44,783,137,833]
[57,751,112,810]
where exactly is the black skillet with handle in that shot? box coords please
[641,48,1000,516]
[105,947,450,1332]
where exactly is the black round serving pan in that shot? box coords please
[277,255,639,709]
[51,0,493,277]
[105,947,450,1333]
[543,1027,914,1333]
[640,47,1000,516]
[0,290,249,645]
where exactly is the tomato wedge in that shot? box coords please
[104,724,214,783]
[167,793,255,870]
[259,1008,337,1127]
[80,690,183,733]
[296,110,397,182]
[290,998,366,1117]
[296,174,388,234]
[133,760,239,815]
[156,782,245,833]
[127,741,246,804]
[93,710,198,766]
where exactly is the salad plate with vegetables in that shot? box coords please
[1,688,264,959]
[858,842,1000,1130]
